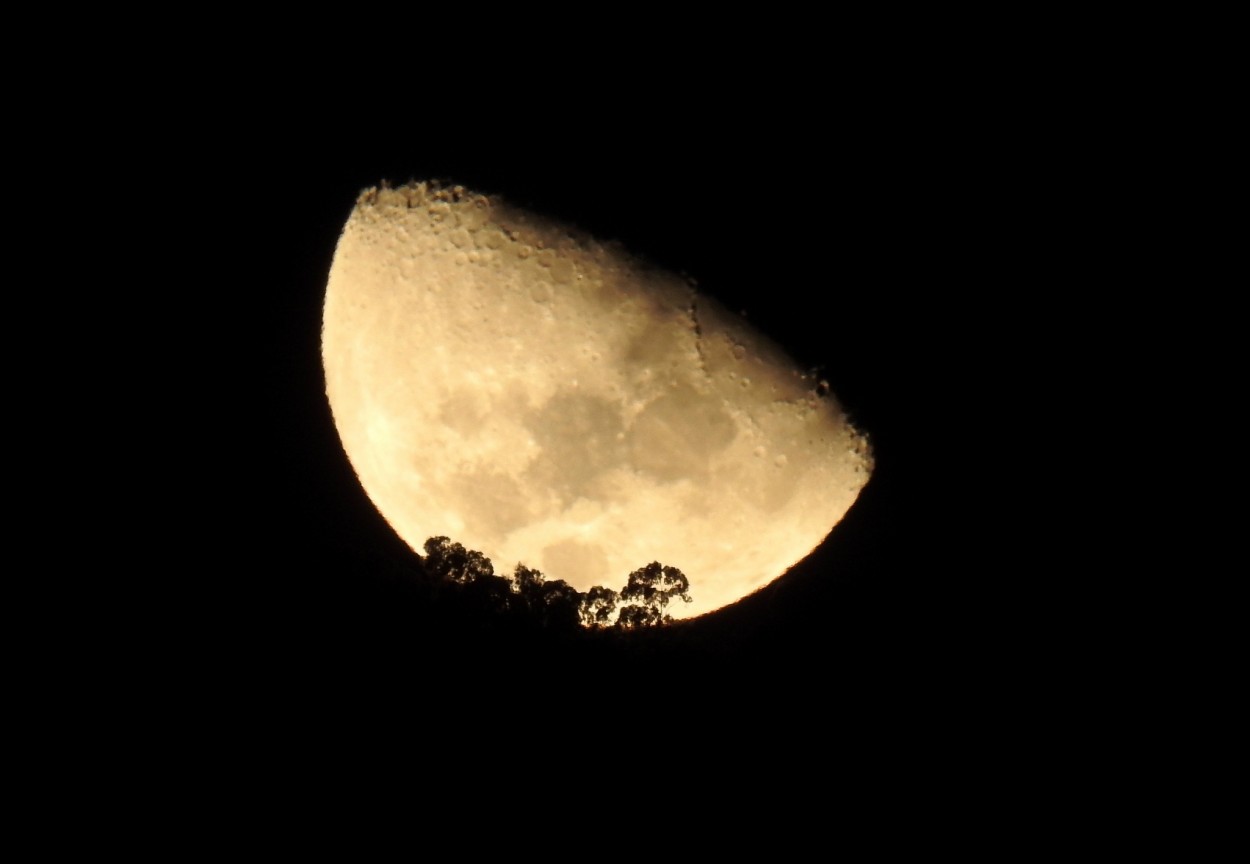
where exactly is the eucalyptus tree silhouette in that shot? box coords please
[418,537,689,633]
[615,562,692,628]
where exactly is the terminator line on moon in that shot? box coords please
[322,181,872,620]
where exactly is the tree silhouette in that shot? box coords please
[505,564,575,630]
[616,562,691,627]
[417,537,688,633]
[534,578,582,632]
[510,563,543,619]
[579,585,619,628]
[616,603,664,629]
[423,536,495,584]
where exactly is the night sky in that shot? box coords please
[187,123,995,746]
[69,37,1086,812]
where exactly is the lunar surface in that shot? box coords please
[322,182,872,620]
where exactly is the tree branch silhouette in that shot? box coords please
[418,536,688,633]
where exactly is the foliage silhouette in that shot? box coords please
[417,536,687,634]
[616,562,692,628]
[616,603,664,629]
[580,585,619,628]
[423,536,495,584]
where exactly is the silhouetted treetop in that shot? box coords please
[416,537,688,634]
[580,585,619,628]
[616,562,692,628]
[423,536,495,584]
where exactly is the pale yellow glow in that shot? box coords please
[322,182,872,620]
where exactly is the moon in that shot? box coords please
[322,181,872,620]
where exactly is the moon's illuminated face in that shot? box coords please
[322,182,872,619]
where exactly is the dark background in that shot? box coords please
[169,104,1021,750]
[39,29,1135,821]
[51,24,1174,826]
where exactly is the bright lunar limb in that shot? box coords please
[322,181,872,620]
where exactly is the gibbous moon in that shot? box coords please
[322,182,872,620]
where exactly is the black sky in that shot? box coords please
[182,113,1005,740]
[47,30,1119,811]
